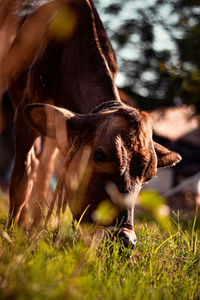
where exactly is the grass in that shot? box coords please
[0,190,199,300]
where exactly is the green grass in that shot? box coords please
[0,190,199,300]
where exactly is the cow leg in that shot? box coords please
[9,106,37,227]
[119,206,137,247]
[31,137,57,227]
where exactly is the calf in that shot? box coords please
[0,0,181,245]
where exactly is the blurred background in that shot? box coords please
[0,0,200,213]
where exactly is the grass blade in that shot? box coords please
[75,205,90,230]
[154,232,180,254]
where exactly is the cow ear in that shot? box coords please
[154,142,182,168]
[24,103,89,156]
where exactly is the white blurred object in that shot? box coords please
[143,170,200,197]
[143,168,173,194]
[163,172,200,198]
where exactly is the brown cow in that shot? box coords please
[0,0,181,246]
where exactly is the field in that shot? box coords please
[0,190,199,300]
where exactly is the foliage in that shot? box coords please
[0,191,200,299]
[95,0,200,113]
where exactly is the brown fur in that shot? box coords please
[0,1,181,243]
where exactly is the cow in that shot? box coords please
[0,0,181,246]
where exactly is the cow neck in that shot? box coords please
[59,0,120,114]
[91,100,123,113]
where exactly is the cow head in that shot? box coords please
[25,101,181,246]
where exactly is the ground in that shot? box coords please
[0,190,199,300]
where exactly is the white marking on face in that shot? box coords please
[105,182,141,208]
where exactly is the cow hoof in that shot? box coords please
[117,228,137,248]
[118,232,137,248]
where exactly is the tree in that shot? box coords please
[95,0,200,113]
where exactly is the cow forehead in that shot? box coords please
[93,108,152,147]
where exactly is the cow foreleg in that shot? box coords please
[118,205,137,248]
[9,107,37,227]
[31,137,57,228]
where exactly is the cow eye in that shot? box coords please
[93,149,107,162]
